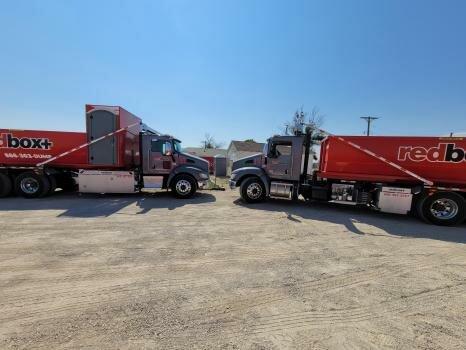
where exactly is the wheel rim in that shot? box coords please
[176,179,192,195]
[430,198,459,220]
[246,183,262,199]
[20,177,40,195]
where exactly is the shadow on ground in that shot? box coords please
[0,191,216,218]
[234,198,466,244]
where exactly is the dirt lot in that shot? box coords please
[1,189,465,350]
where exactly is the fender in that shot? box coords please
[167,165,209,187]
[231,167,270,196]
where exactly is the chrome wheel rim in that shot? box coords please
[430,198,459,220]
[176,179,192,195]
[246,183,262,199]
[21,177,40,194]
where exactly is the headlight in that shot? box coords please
[199,173,209,179]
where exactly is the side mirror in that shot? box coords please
[163,142,173,156]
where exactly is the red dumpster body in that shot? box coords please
[0,105,143,169]
[318,136,466,188]
[85,105,142,169]
[0,129,88,168]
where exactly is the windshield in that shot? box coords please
[173,140,182,153]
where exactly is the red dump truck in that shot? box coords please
[0,104,210,199]
[230,128,466,226]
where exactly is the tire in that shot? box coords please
[171,174,197,198]
[416,191,465,226]
[15,172,51,199]
[0,173,13,198]
[240,177,266,203]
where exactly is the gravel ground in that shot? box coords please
[0,190,465,349]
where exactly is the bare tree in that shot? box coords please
[201,133,224,149]
[283,106,325,136]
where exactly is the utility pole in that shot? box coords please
[361,116,379,136]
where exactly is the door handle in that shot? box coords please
[148,149,151,169]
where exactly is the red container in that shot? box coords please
[318,136,466,187]
[0,129,88,167]
[0,105,143,170]
[85,105,142,169]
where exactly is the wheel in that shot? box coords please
[14,172,51,198]
[0,173,13,198]
[240,177,266,203]
[171,175,197,198]
[416,191,465,226]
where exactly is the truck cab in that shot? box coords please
[140,134,210,197]
[229,133,312,202]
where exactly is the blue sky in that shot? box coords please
[1,0,465,147]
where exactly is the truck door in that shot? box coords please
[267,141,293,180]
[147,139,174,175]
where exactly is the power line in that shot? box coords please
[360,116,379,136]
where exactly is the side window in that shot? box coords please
[151,139,163,153]
[269,142,292,157]
[276,144,292,156]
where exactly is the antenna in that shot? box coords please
[360,116,379,136]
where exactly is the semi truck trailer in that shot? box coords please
[229,127,466,226]
[0,105,209,199]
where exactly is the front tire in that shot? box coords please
[416,191,465,226]
[15,172,51,199]
[171,175,197,198]
[240,177,266,203]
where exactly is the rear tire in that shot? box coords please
[171,175,197,198]
[240,177,266,203]
[15,172,51,198]
[416,191,465,226]
[0,173,13,198]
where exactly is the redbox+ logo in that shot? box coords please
[0,133,53,150]
[398,143,466,163]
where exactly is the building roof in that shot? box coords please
[228,140,265,153]
[183,147,228,157]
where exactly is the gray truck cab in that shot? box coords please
[229,134,312,202]
[141,134,210,198]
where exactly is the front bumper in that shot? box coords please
[229,179,237,190]
[198,180,208,189]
